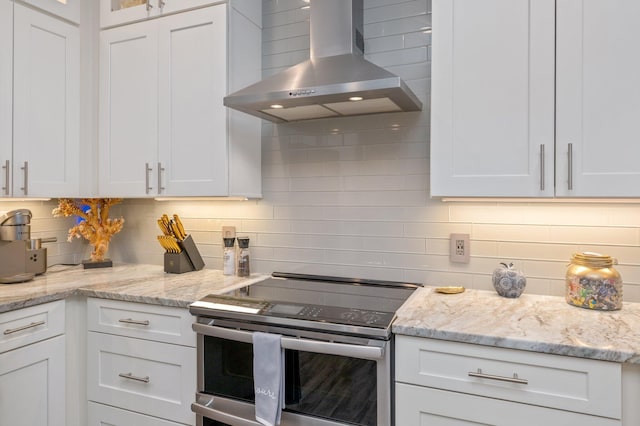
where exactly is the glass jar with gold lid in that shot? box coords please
[565,252,622,310]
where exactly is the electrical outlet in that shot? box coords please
[222,226,236,240]
[450,233,470,263]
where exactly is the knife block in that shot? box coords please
[164,234,205,273]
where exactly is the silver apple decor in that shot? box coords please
[492,262,526,298]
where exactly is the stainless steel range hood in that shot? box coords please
[223,0,423,123]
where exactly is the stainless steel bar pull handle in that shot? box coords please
[158,0,165,8]
[4,320,46,335]
[20,161,28,195]
[192,395,261,426]
[118,372,150,383]
[157,162,165,194]
[468,368,528,385]
[145,0,153,10]
[568,143,573,191]
[2,160,9,195]
[539,144,545,191]
[118,318,150,326]
[145,162,153,194]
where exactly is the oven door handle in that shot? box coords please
[193,322,385,360]
[192,396,260,426]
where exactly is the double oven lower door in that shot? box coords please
[192,319,391,426]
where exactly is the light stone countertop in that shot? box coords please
[0,263,268,313]
[393,287,640,364]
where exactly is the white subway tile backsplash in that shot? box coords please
[263,35,310,56]
[290,220,404,237]
[365,15,431,38]
[364,0,429,25]
[365,34,405,53]
[366,46,428,68]
[550,225,639,245]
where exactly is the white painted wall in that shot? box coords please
[6,0,640,304]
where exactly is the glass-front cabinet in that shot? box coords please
[100,0,220,28]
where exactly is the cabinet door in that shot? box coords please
[157,5,228,196]
[430,0,555,197]
[0,0,11,196]
[99,20,159,197]
[0,335,66,426]
[13,4,80,197]
[556,0,640,197]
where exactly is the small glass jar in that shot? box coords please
[565,252,622,310]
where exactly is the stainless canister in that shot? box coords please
[0,209,32,241]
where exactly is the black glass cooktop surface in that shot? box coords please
[190,273,421,339]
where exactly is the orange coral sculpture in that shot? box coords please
[52,198,125,262]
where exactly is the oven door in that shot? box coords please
[192,321,391,426]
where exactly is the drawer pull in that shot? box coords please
[3,320,46,335]
[468,368,528,385]
[118,372,150,383]
[118,318,150,326]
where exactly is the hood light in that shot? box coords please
[349,96,364,101]
[270,104,284,109]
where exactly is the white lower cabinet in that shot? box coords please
[86,298,196,425]
[395,335,622,425]
[0,301,66,426]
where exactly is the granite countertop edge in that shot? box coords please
[392,287,640,365]
[0,264,269,313]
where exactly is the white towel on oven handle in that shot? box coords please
[253,332,284,426]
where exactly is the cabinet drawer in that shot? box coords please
[88,401,188,426]
[87,332,196,425]
[395,335,621,419]
[87,298,195,346]
[396,383,620,426]
[0,300,65,354]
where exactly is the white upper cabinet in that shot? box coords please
[100,0,221,28]
[431,0,640,198]
[10,3,80,197]
[156,8,228,195]
[0,0,12,195]
[98,20,159,197]
[430,0,555,197]
[99,1,262,198]
[21,0,80,23]
[555,0,640,197]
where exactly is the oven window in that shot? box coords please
[203,336,378,425]
[203,336,255,402]
[286,351,377,425]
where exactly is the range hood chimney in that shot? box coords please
[223,0,423,123]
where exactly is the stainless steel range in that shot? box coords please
[189,272,421,426]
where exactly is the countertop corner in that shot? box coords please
[393,286,640,364]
